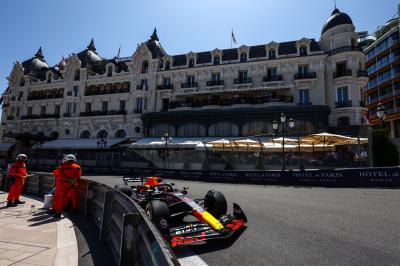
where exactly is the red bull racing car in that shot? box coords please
[116,176,247,247]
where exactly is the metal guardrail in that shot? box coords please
[11,172,179,266]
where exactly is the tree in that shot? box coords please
[373,129,399,167]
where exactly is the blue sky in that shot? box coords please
[0,0,398,91]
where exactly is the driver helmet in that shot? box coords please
[16,154,28,161]
[144,176,163,186]
[62,154,77,163]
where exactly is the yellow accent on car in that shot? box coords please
[200,211,224,230]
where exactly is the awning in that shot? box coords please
[130,137,246,149]
[0,142,15,152]
[41,138,128,149]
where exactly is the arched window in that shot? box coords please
[158,59,164,70]
[115,129,127,138]
[97,130,108,138]
[47,73,52,83]
[80,130,90,138]
[50,131,59,139]
[20,77,25,86]
[337,117,350,126]
[268,49,276,59]
[213,55,220,65]
[107,66,113,77]
[299,46,308,56]
[188,58,195,68]
[141,61,149,74]
[165,61,171,70]
[240,52,247,62]
[208,122,239,137]
[74,69,80,81]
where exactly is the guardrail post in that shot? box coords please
[99,190,113,240]
[119,213,141,266]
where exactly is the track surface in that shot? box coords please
[85,176,400,266]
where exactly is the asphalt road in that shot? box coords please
[85,175,400,266]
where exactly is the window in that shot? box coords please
[141,61,149,73]
[47,73,52,83]
[11,107,15,115]
[299,89,310,104]
[162,98,169,111]
[212,73,221,82]
[74,69,80,81]
[269,49,276,59]
[115,129,126,138]
[80,130,90,138]
[27,107,32,116]
[135,98,143,113]
[16,107,20,117]
[20,77,25,86]
[141,79,148,90]
[239,71,248,81]
[338,117,350,126]
[40,106,46,116]
[240,52,247,62]
[55,105,60,116]
[187,75,195,87]
[18,91,23,101]
[163,77,171,86]
[97,130,108,138]
[267,68,277,79]
[298,65,309,75]
[85,102,91,112]
[120,100,126,112]
[336,61,347,76]
[213,55,220,65]
[165,61,171,70]
[67,103,72,114]
[144,97,147,110]
[73,86,79,96]
[72,103,77,114]
[188,58,195,68]
[107,66,113,77]
[102,101,108,113]
[299,45,308,56]
[337,86,349,103]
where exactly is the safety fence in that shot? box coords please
[2,172,179,266]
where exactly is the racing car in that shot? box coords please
[115,176,247,247]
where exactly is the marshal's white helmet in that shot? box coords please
[16,154,28,161]
[62,154,76,163]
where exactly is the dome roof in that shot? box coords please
[322,8,353,35]
[77,39,102,67]
[21,47,49,76]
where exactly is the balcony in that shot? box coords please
[157,84,174,90]
[234,78,252,85]
[328,46,363,56]
[27,94,63,101]
[357,70,368,77]
[136,85,148,91]
[21,114,60,120]
[85,87,130,96]
[181,82,198,88]
[63,112,71,117]
[169,95,293,110]
[206,80,224,87]
[6,116,14,120]
[79,110,127,117]
[334,69,352,79]
[263,75,283,82]
[294,72,316,80]
[335,100,352,108]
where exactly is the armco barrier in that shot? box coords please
[22,172,179,266]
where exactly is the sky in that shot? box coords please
[0,0,398,92]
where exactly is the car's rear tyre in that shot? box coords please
[145,200,170,237]
[204,190,227,219]
[114,184,132,197]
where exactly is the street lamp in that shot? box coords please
[376,103,386,127]
[161,131,172,169]
[272,113,295,171]
[97,138,107,167]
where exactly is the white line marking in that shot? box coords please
[176,247,208,266]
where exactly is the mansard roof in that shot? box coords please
[322,8,354,34]
[146,28,167,59]
[77,39,103,68]
[21,47,49,78]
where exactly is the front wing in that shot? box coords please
[170,203,247,247]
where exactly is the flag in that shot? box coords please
[364,110,371,125]
[231,30,237,45]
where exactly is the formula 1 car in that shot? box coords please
[115,176,247,247]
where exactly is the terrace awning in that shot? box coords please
[41,138,128,149]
